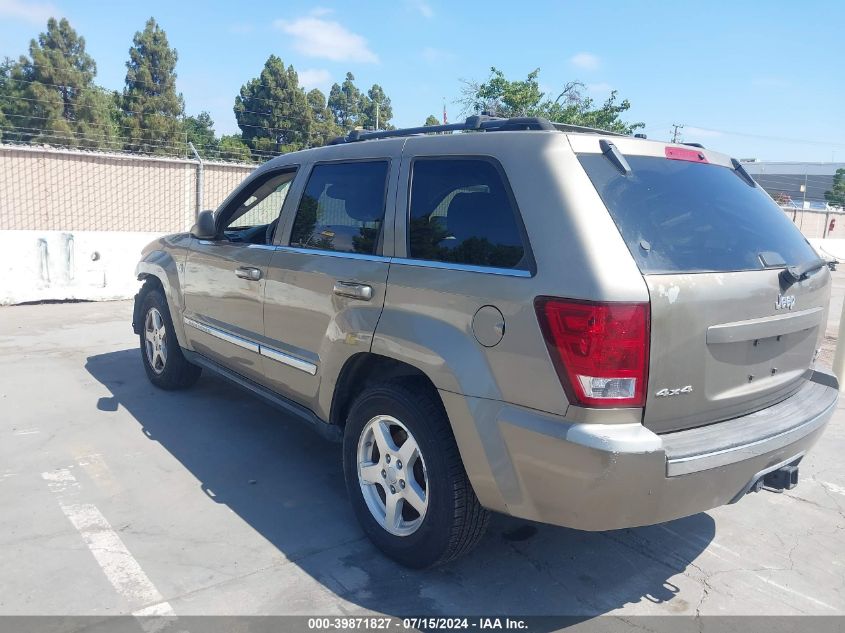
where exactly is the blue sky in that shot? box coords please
[1,0,843,161]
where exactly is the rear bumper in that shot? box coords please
[441,370,838,531]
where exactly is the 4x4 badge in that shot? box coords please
[776,294,796,310]
[655,386,694,397]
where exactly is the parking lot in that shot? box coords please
[1,275,844,621]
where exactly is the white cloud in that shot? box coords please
[421,47,453,63]
[683,126,724,138]
[0,0,59,23]
[570,52,600,71]
[274,15,379,63]
[298,68,332,91]
[407,0,434,18]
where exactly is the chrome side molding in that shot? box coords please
[184,317,317,375]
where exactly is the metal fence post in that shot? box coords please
[188,142,203,220]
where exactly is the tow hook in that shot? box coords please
[751,464,800,493]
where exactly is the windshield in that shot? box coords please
[578,153,819,274]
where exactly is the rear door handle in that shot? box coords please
[333,281,373,301]
[235,266,262,281]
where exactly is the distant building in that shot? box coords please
[740,161,844,210]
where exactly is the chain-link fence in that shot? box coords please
[0,143,255,233]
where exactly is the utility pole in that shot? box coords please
[671,123,684,144]
[375,101,380,130]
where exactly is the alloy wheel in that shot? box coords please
[357,415,429,536]
[144,307,168,375]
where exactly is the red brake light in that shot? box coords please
[534,298,650,408]
[665,146,708,163]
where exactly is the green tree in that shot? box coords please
[0,58,16,139]
[122,17,185,154]
[825,169,845,207]
[74,86,122,149]
[234,55,311,155]
[359,84,393,130]
[5,18,118,148]
[460,67,643,135]
[306,88,341,147]
[424,114,440,126]
[218,134,252,162]
[183,111,216,156]
[327,72,361,130]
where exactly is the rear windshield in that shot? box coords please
[577,153,818,274]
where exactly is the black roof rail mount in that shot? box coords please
[329,115,629,144]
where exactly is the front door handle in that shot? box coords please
[235,266,262,281]
[333,281,373,301]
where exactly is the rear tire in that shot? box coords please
[139,287,201,390]
[342,379,490,568]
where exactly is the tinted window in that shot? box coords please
[578,154,819,273]
[290,161,388,254]
[408,159,527,269]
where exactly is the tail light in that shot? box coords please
[534,297,650,408]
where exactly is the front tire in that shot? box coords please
[139,287,201,390]
[342,379,490,568]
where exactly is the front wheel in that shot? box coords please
[139,287,201,390]
[342,380,490,568]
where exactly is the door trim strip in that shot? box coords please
[184,317,259,353]
[183,317,318,375]
[259,344,318,375]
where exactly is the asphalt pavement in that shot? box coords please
[0,287,843,622]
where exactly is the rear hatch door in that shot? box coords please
[574,138,830,433]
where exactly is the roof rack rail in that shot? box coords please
[329,114,626,145]
[548,122,627,137]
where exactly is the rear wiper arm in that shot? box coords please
[782,258,826,283]
[599,139,631,176]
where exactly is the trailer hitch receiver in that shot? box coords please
[762,464,799,491]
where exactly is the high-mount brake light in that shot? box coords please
[665,146,708,163]
[535,298,650,408]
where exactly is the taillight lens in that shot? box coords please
[534,297,650,408]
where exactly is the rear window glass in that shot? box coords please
[578,153,818,273]
[408,158,528,270]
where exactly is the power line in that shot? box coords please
[1,109,309,136]
[1,93,315,132]
[664,122,845,148]
[0,125,284,160]
[5,64,339,113]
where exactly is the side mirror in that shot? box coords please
[190,210,217,240]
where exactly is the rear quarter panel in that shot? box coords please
[375,132,649,416]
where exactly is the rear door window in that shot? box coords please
[289,160,389,255]
[578,153,818,273]
[408,158,529,270]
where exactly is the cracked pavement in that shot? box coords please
[0,273,843,618]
